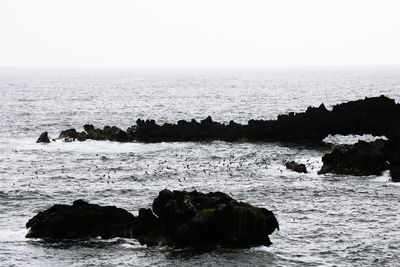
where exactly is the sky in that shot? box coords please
[0,0,400,67]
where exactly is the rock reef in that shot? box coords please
[26,189,279,248]
[124,95,400,142]
[59,124,133,142]
[48,95,400,143]
[37,95,400,181]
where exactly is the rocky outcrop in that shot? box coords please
[26,199,136,239]
[26,189,279,248]
[134,95,400,142]
[318,140,389,176]
[318,138,400,182]
[59,128,87,142]
[285,161,307,173]
[58,125,133,142]
[151,189,279,247]
[36,132,50,143]
[45,96,400,143]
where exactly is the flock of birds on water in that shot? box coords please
[9,143,321,194]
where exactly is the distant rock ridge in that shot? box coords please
[43,95,400,143]
[36,95,400,181]
[26,189,279,248]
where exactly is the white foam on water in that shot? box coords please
[6,137,190,155]
[0,229,26,242]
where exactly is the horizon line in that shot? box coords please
[1,64,400,69]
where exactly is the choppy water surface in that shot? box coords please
[0,67,399,266]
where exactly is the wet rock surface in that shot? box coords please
[26,189,279,248]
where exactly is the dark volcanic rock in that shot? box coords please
[389,167,400,182]
[58,125,133,142]
[383,137,400,167]
[36,132,50,143]
[133,95,400,143]
[26,199,136,239]
[384,137,400,182]
[285,161,307,173]
[59,128,87,142]
[26,190,279,248]
[103,126,132,142]
[51,96,400,143]
[318,138,400,182]
[318,140,389,176]
[151,189,279,247]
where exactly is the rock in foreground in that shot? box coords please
[26,199,135,239]
[26,189,279,248]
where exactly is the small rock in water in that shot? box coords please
[285,161,307,173]
[36,132,50,143]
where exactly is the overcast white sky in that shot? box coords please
[0,0,399,67]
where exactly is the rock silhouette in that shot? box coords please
[36,132,50,143]
[389,167,400,182]
[39,95,400,181]
[58,125,133,142]
[49,96,400,143]
[26,199,135,239]
[318,140,389,176]
[318,139,400,182]
[26,189,279,248]
[285,161,307,173]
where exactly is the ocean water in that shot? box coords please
[0,67,399,267]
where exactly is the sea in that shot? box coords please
[0,67,399,267]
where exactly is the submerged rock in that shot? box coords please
[36,132,50,143]
[318,140,389,176]
[26,189,279,248]
[285,161,307,173]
